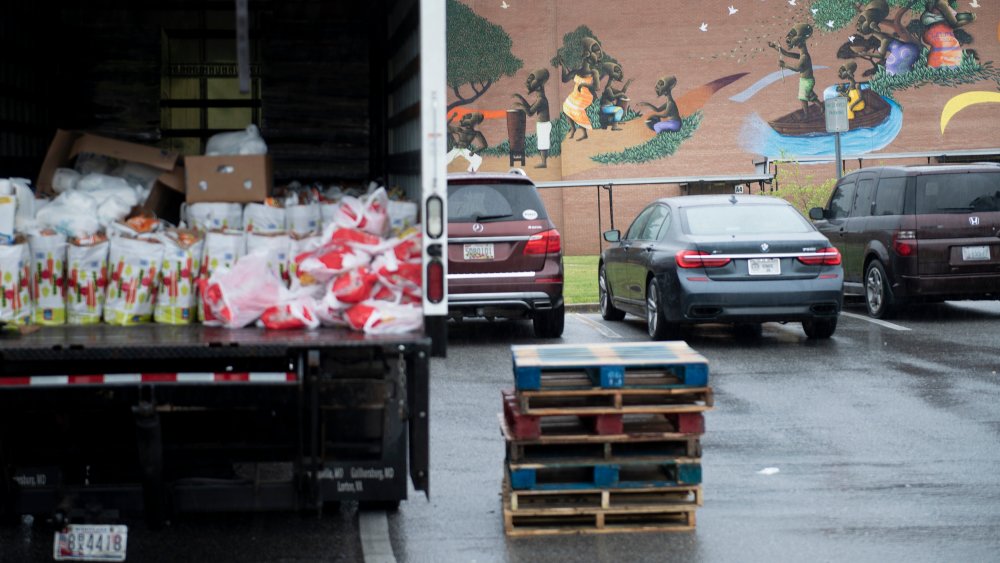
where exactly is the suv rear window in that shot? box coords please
[916,172,1000,213]
[448,182,548,222]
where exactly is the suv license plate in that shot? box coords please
[961,245,990,261]
[748,258,781,276]
[54,525,128,561]
[463,243,494,261]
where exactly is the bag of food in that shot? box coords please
[286,204,321,237]
[104,237,164,325]
[198,230,246,322]
[258,300,320,330]
[246,232,292,285]
[66,239,109,325]
[243,203,286,234]
[28,230,67,325]
[343,301,422,334]
[202,253,285,328]
[154,229,204,324]
[294,243,371,287]
[185,202,244,232]
[331,187,389,237]
[0,242,33,324]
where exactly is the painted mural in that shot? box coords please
[445,0,1000,182]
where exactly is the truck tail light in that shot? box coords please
[675,250,731,269]
[797,247,842,266]
[893,230,916,257]
[524,229,561,255]
[426,259,444,304]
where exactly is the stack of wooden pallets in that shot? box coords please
[500,341,712,536]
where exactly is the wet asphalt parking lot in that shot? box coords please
[2,299,999,562]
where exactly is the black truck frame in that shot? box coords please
[0,326,429,526]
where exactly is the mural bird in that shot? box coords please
[700,22,708,32]
[729,5,738,15]
[501,1,509,8]
[788,0,796,6]
[969,0,979,7]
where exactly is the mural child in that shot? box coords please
[511,68,552,168]
[446,112,487,172]
[768,23,823,121]
[836,61,866,120]
[598,62,633,131]
[921,0,977,68]
[638,75,682,133]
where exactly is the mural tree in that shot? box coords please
[446,0,523,112]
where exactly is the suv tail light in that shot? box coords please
[797,247,842,266]
[675,250,731,268]
[524,229,561,255]
[893,230,916,257]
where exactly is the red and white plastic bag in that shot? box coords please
[246,232,292,285]
[198,230,246,322]
[258,298,320,330]
[331,186,389,237]
[343,301,422,334]
[202,253,286,328]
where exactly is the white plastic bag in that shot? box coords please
[198,230,246,322]
[52,168,81,193]
[332,187,389,237]
[28,231,67,325]
[387,200,418,235]
[344,301,422,334]
[246,232,292,285]
[66,240,109,325]
[202,253,285,328]
[104,237,164,325]
[36,191,101,238]
[205,125,268,156]
[154,230,204,324]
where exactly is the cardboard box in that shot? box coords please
[37,130,184,222]
[184,155,272,203]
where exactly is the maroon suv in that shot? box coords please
[447,171,564,337]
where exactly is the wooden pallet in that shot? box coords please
[503,478,699,536]
[511,341,709,391]
[502,390,706,440]
[517,386,714,416]
[507,457,702,491]
[499,413,702,461]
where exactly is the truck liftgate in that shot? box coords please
[0,325,429,526]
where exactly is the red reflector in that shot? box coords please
[797,247,841,266]
[676,250,731,268]
[535,277,562,284]
[427,260,444,304]
[524,229,561,255]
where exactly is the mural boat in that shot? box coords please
[768,89,891,136]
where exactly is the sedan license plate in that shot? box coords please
[463,243,494,261]
[748,258,781,276]
[54,525,128,562]
[961,245,990,261]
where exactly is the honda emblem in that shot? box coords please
[969,216,980,226]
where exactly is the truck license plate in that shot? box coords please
[748,258,781,276]
[463,243,494,261]
[961,245,990,261]
[54,525,128,562]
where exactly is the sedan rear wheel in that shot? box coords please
[599,265,625,321]
[533,304,565,338]
[646,279,678,340]
[802,317,837,339]
[865,260,897,319]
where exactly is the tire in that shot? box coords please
[533,304,565,338]
[646,279,679,340]
[599,265,625,321]
[802,317,837,339]
[865,260,897,319]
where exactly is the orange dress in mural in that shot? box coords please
[562,74,594,130]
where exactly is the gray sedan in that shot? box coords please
[599,195,844,339]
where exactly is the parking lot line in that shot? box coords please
[359,511,396,563]
[841,311,911,331]
[572,313,624,338]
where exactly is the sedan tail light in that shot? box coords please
[797,247,842,266]
[675,250,731,269]
[524,229,561,255]
[893,230,916,257]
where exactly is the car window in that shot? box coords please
[916,172,1000,213]
[447,182,548,222]
[638,205,669,240]
[655,208,673,240]
[873,177,905,215]
[852,179,875,217]
[828,182,856,219]
[625,205,656,241]
[683,204,814,235]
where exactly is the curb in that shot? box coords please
[566,303,600,314]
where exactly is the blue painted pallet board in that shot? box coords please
[508,460,702,491]
[511,341,709,391]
